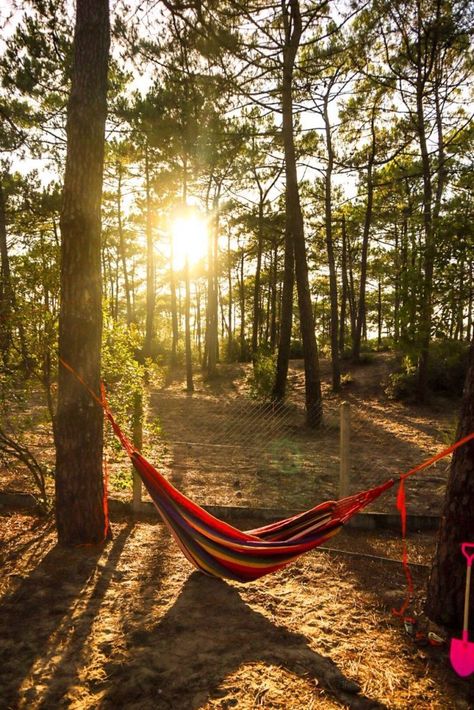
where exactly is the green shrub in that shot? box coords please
[289,339,304,358]
[247,350,276,401]
[386,340,469,400]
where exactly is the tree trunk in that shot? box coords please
[426,339,474,627]
[251,197,264,356]
[352,113,376,362]
[184,256,194,391]
[322,89,340,391]
[0,176,13,366]
[270,237,278,351]
[272,224,294,401]
[55,0,110,546]
[170,239,179,366]
[339,215,348,353]
[144,145,155,358]
[238,248,246,361]
[116,162,133,325]
[280,0,322,426]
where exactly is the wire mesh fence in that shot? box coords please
[141,387,341,510]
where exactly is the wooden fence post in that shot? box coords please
[132,390,143,512]
[339,401,350,498]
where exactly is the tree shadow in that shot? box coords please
[104,570,388,709]
[0,523,134,709]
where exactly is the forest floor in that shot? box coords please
[1,354,473,709]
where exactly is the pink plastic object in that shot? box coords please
[450,543,474,677]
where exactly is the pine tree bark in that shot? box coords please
[55,0,110,545]
[425,339,474,627]
[279,0,322,426]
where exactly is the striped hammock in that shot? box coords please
[106,402,395,582]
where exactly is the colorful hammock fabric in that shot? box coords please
[102,398,395,582]
[59,361,474,584]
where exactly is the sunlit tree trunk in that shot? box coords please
[144,145,155,358]
[55,0,110,545]
[280,0,322,426]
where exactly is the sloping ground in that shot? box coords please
[0,353,460,518]
[139,354,458,515]
[0,511,472,710]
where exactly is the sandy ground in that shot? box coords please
[0,511,473,710]
[0,354,472,709]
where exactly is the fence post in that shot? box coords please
[132,390,143,512]
[339,401,351,498]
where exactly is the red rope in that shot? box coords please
[392,430,474,617]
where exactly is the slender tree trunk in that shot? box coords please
[0,176,13,365]
[252,196,264,356]
[339,215,348,352]
[116,162,133,325]
[227,231,233,357]
[270,238,278,351]
[426,339,474,627]
[279,0,322,426]
[322,90,340,391]
[184,257,194,391]
[394,225,400,343]
[55,0,110,545]
[352,113,376,362]
[346,230,357,346]
[144,145,155,358]
[467,259,473,342]
[273,225,294,401]
[377,278,382,348]
[170,238,179,366]
[238,248,246,361]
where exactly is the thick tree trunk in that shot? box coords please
[55,0,110,546]
[280,0,322,426]
[426,339,474,627]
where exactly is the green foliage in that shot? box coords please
[247,350,276,401]
[289,340,304,358]
[102,317,146,488]
[386,340,469,400]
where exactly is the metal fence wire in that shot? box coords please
[145,388,340,510]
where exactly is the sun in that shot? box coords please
[171,213,208,271]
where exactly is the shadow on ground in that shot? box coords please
[0,524,134,709]
[104,570,388,709]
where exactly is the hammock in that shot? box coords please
[59,361,474,585]
[103,398,395,582]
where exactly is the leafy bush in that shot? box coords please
[386,340,469,400]
[289,339,304,358]
[247,350,276,401]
